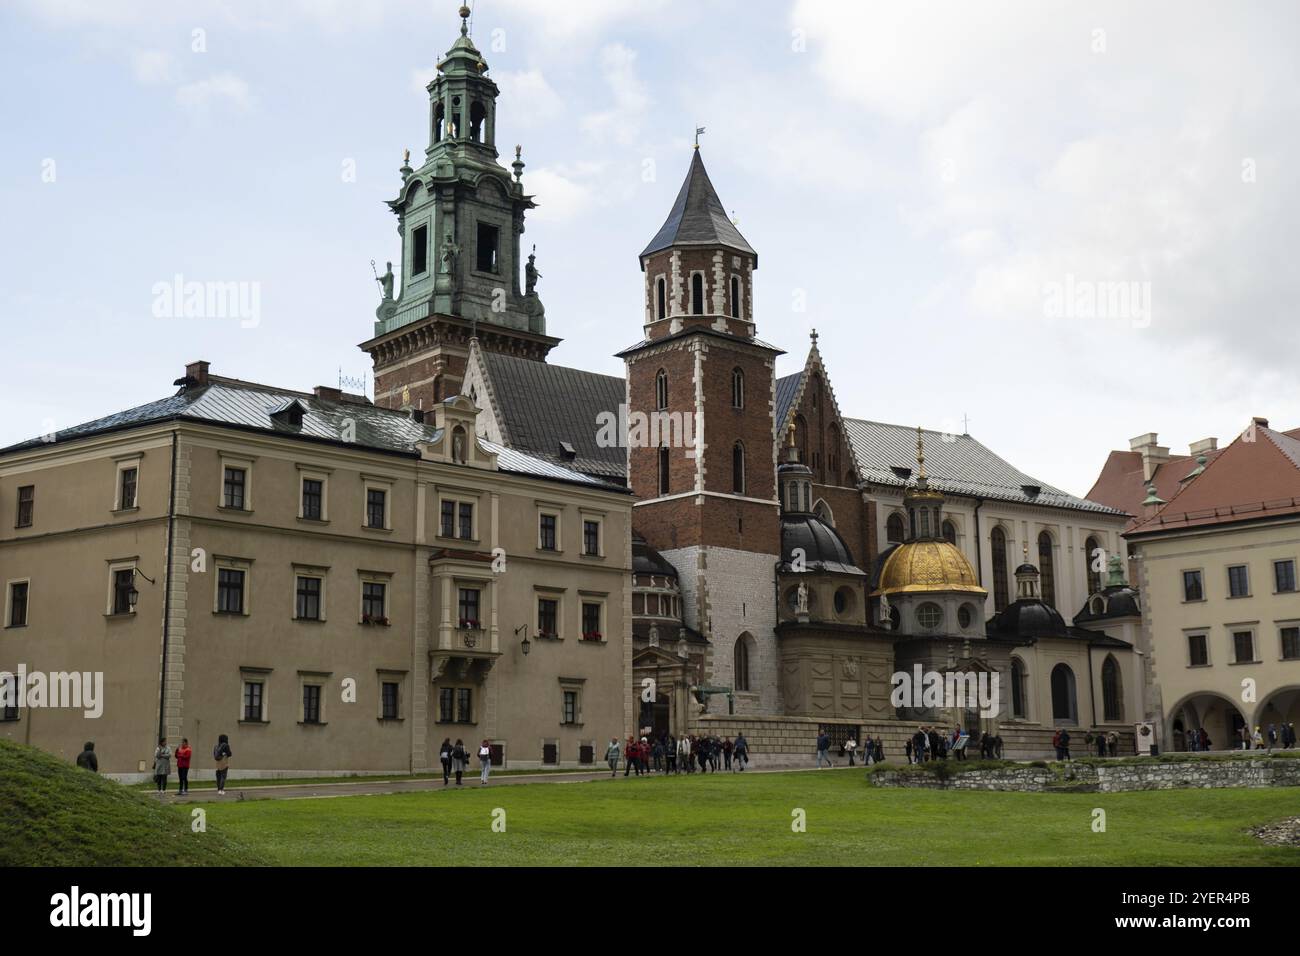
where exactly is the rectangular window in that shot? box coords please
[112,568,135,615]
[8,582,29,627]
[438,687,454,722]
[440,500,455,537]
[16,486,33,528]
[1233,631,1255,664]
[381,682,399,720]
[303,684,322,724]
[301,479,323,520]
[581,602,601,640]
[1228,565,1250,598]
[217,569,245,614]
[296,576,322,621]
[458,588,480,628]
[119,467,138,510]
[362,582,386,622]
[366,488,387,529]
[1182,570,1203,602]
[539,514,557,551]
[563,691,577,725]
[1188,633,1208,666]
[243,681,264,722]
[458,502,473,539]
[583,520,600,556]
[1281,627,1300,661]
[538,598,558,637]
[412,224,428,276]
[223,468,246,510]
[1275,560,1297,593]
[476,222,499,273]
[456,687,472,723]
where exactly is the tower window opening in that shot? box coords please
[655,369,668,410]
[691,273,704,315]
[656,277,666,319]
[434,103,445,142]
[476,222,500,273]
[731,367,744,409]
[658,446,670,496]
[732,442,745,495]
[412,225,429,276]
[470,102,487,143]
[730,276,740,318]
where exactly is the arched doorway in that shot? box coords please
[1101,654,1123,722]
[1167,691,1248,752]
[1253,686,1300,744]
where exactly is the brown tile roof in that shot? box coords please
[1125,427,1300,536]
[1086,446,1226,531]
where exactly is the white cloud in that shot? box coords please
[131,50,175,86]
[494,70,564,127]
[175,73,254,113]
[526,161,607,224]
[580,43,650,146]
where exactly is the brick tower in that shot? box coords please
[619,148,784,714]
[360,5,559,411]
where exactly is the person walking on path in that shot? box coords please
[816,731,833,768]
[152,738,172,794]
[845,736,858,766]
[439,738,453,786]
[451,739,468,786]
[733,733,749,771]
[175,738,192,794]
[606,738,621,776]
[75,741,98,773]
[478,739,493,785]
[213,734,232,794]
[723,737,734,771]
[624,736,640,777]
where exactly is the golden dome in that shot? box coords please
[874,540,986,596]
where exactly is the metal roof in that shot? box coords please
[2,378,624,492]
[843,418,1125,515]
[639,151,756,264]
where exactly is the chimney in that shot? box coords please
[186,360,209,385]
[1252,416,1270,429]
[1129,432,1170,481]
[314,385,342,403]
[1188,437,1218,456]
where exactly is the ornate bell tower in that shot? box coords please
[619,147,784,714]
[361,5,559,411]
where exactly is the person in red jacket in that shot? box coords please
[623,736,640,777]
[175,738,193,795]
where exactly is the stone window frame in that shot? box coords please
[534,586,565,641]
[296,465,332,523]
[112,453,142,513]
[377,669,407,721]
[1184,628,1211,667]
[106,557,140,617]
[558,676,586,727]
[357,569,394,626]
[579,509,605,559]
[577,591,607,643]
[361,474,394,533]
[1277,619,1300,661]
[218,453,255,513]
[1225,622,1259,665]
[297,670,331,726]
[437,488,481,542]
[5,577,31,629]
[1181,567,1206,603]
[536,502,564,553]
[213,555,253,616]
[1272,558,1297,594]
[238,666,272,725]
[1226,563,1251,599]
[292,563,328,623]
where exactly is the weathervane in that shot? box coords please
[694,126,706,149]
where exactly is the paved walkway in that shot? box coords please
[156,761,868,804]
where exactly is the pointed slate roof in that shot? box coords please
[640,150,756,265]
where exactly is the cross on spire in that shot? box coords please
[810,328,819,348]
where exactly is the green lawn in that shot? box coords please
[203,770,1300,866]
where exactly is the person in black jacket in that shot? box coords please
[75,741,98,773]
[451,739,468,786]
[439,738,453,786]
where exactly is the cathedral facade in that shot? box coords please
[375,13,1142,759]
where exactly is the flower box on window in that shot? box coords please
[582,631,603,641]
[361,614,391,626]
[537,631,556,640]
[459,618,481,630]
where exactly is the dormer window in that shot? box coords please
[269,400,305,430]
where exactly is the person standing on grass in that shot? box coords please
[75,741,98,773]
[439,738,453,786]
[723,736,733,771]
[652,737,665,773]
[213,734,232,795]
[175,738,192,794]
[451,739,467,786]
[478,739,493,785]
[606,738,621,777]
[1095,731,1106,758]
[666,734,678,774]
[1059,728,1072,761]
[734,733,749,771]
[152,737,172,794]
[816,730,833,768]
[624,736,638,777]
[677,734,691,774]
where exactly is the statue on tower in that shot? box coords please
[378,261,394,300]
[525,246,541,295]
[440,232,460,278]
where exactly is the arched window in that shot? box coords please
[469,101,487,142]
[1038,531,1056,608]
[733,634,753,692]
[731,367,744,409]
[1102,655,1123,722]
[1085,535,1102,595]
[434,102,445,142]
[658,446,670,496]
[1050,663,1077,722]
[991,526,1009,611]
[655,369,668,410]
[886,513,905,544]
[1011,657,1027,718]
[732,442,745,495]
[730,275,740,318]
[942,520,957,545]
[691,273,704,315]
[656,277,666,320]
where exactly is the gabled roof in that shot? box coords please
[775,372,803,437]
[1086,446,1227,531]
[1127,426,1300,536]
[478,351,627,480]
[1,376,624,491]
[639,150,756,265]
[844,419,1125,515]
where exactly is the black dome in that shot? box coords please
[780,514,863,575]
[632,533,678,578]
[1075,586,1141,623]
[989,598,1068,639]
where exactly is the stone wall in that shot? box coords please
[871,755,1300,792]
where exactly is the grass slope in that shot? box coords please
[0,739,262,866]
[209,770,1300,867]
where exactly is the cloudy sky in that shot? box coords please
[2,0,1297,496]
